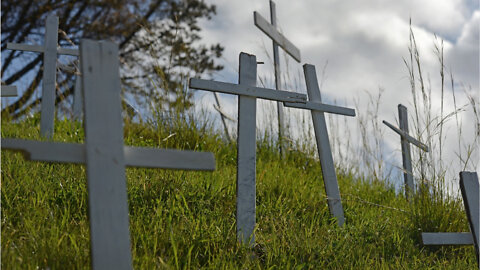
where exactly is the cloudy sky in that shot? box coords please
[194,0,479,190]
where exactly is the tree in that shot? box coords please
[1,0,223,119]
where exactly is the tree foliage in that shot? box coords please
[1,0,223,118]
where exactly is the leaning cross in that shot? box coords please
[422,171,479,268]
[254,0,301,155]
[284,64,356,226]
[2,40,215,270]
[190,52,306,246]
[7,14,78,137]
[383,104,429,198]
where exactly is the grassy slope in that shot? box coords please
[1,116,476,269]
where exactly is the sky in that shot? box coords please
[193,0,480,191]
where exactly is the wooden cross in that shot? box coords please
[190,52,306,245]
[254,0,301,155]
[7,14,78,137]
[422,171,479,268]
[284,64,356,226]
[2,39,215,270]
[383,104,429,198]
[1,85,18,97]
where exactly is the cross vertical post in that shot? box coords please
[398,104,414,196]
[39,15,59,138]
[1,85,18,97]
[236,53,258,245]
[383,104,428,198]
[269,0,286,156]
[81,40,132,270]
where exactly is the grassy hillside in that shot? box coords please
[1,115,476,269]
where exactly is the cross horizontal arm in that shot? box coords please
[7,43,44,53]
[189,78,306,103]
[7,43,79,56]
[1,85,18,97]
[1,138,215,171]
[422,232,474,245]
[382,120,429,152]
[254,12,301,62]
[284,101,356,117]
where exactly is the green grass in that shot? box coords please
[1,115,476,269]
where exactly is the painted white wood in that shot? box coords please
[422,232,474,245]
[398,104,414,196]
[80,39,132,270]
[422,172,479,268]
[284,100,355,117]
[236,53,258,246]
[189,78,306,103]
[269,0,286,156]
[383,104,429,198]
[1,85,18,97]
[2,39,216,269]
[39,15,59,138]
[382,120,429,152]
[6,43,44,53]
[1,138,215,171]
[253,11,301,62]
[460,171,479,263]
[73,74,83,119]
[303,64,345,226]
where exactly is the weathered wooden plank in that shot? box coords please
[460,171,479,263]
[382,120,429,152]
[1,138,215,171]
[422,232,474,245]
[284,100,356,117]
[80,39,132,270]
[236,53,257,246]
[398,104,414,197]
[189,78,306,103]
[304,64,345,226]
[39,15,59,138]
[1,85,18,97]
[253,11,301,62]
[269,0,286,156]
[6,43,44,53]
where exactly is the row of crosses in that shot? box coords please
[1,2,478,269]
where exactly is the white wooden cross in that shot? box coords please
[1,85,18,97]
[2,40,216,270]
[7,14,79,137]
[383,104,429,198]
[284,64,356,227]
[190,52,306,246]
[422,171,479,268]
[254,0,301,155]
